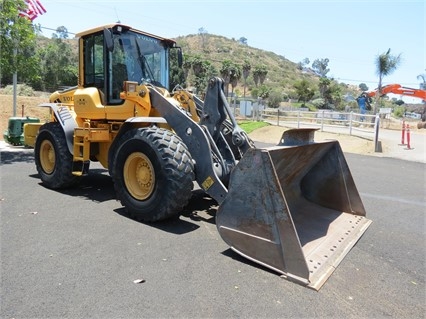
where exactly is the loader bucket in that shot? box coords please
[216,131,371,290]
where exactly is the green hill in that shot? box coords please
[175,33,320,97]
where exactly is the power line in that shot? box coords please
[39,25,76,35]
[336,77,420,87]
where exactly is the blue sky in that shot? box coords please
[34,0,424,98]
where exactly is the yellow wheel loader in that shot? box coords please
[26,24,371,290]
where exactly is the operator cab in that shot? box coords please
[78,24,180,105]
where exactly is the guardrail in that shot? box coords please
[260,109,381,151]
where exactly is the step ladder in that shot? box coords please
[71,122,110,176]
[72,127,91,176]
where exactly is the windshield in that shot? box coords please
[113,30,170,88]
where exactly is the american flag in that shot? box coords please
[19,0,47,21]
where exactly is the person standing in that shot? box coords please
[356,93,367,121]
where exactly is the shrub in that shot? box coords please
[393,106,405,118]
[1,84,35,96]
[311,98,326,108]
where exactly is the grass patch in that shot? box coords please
[238,121,270,134]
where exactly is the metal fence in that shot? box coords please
[259,108,381,151]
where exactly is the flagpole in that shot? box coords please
[14,0,47,116]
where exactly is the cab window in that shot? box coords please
[83,34,104,89]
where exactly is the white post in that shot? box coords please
[297,110,300,128]
[349,111,353,135]
[374,114,381,152]
[321,110,324,131]
[277,109,280,126]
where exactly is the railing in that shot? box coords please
[260,108,381,151]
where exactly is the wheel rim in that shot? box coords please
[39,139,55,174]
[123,152,155,200]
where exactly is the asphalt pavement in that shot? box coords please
[376,126,426,163]
[1,143,425,318]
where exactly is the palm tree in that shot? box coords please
[229,65,241,98]
[220,60,233,96]
[417,73,426,90]
[374,48,402,113]
[220,60,241,99]
[253,65,268,87]
[242,60,251,99]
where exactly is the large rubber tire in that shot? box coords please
[34,122,80,189]
[111,127,194,222]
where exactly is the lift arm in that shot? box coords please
[367,84,426,100]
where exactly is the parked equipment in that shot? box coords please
[25,24,371,290]
[3,116,40,146]
[367,84,426,128]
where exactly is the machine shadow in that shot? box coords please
[180,189,218,225]
[115,207,201,235]
[31,164,218,236]
[0,149,35,165]
[221,248,279,276]
[34,168,116,203]
[114,188,219,235]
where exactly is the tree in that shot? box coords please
[169,50,186,90]
[297,57,310,70]
[318,77,330,99]
[318,78,343,109]
[229,65,241,98]
[294,79,315,104]
[375,48,401,90]
[312,58,330,77]
[194,62,215,94]
[220,60,233,96]
[374,48,402,112]
[0,0,39,87]
[417,73,426,90]
[258,85,271,99]
[268,88,283,108]
[181,54,192,83]
[252,65,268,87]
[329,81,343,110]
[359,83,369,92]
[250,87,259,99]
[238,37,248,45]
[319,78,333,108]
[184,54,216,94]
[198,27,208,50]
[220,60,240,97]
[37,32,78,91]
[242,60,251,99]
[54,26,69,39]
[394,99,405,106]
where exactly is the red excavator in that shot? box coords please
[367,84,426,128]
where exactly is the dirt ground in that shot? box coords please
[0,94,51,135]
[248,125,377,156]
[248,120,426,164]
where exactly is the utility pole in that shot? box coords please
[13,46,18,117]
